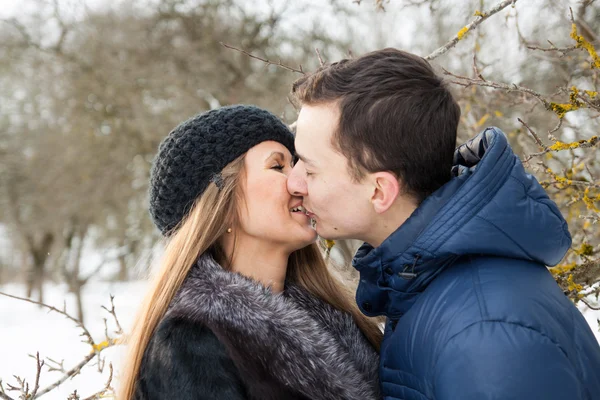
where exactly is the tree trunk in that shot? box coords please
[74,282,85,323]
[63,225,87,323]
[25,232,54,304]
[117,255,128,281]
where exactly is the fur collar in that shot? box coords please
[167,253,381,400]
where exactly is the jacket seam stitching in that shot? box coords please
[469,257,488,319]
[473,215,536,261]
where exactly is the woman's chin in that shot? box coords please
[289,230,319,251]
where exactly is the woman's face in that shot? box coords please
[236,140,317,251]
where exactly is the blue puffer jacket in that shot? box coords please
[353,127,600,400]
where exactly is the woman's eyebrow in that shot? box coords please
[265,151,286,161]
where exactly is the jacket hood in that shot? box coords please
[353,127,572,317]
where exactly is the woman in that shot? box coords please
[118,105,382,400]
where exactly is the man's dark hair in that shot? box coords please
[292,48,461,204]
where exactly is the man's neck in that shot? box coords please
[365,197,418,248]
[225,236,289,293]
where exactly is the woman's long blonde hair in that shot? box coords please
[118,154,383,400]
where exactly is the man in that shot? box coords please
[287,48,600,400]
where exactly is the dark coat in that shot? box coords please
[134,254,380,400]
[353,128,600,400]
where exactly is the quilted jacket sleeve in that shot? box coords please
[433,321,585,400]
[134,317,248,400]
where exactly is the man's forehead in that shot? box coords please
[295,110,336,155]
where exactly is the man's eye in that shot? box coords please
[305,171,313,177]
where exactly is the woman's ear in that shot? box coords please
[370,171,400,214]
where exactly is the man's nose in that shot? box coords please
[287,164,308,197]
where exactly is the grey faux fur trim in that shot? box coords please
[167,253,381,400]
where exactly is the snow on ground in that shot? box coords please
[1,279,599,399]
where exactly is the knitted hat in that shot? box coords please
[149,105,295,236]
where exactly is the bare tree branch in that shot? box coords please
[101,295,123,336]
[34,353,97,398]
[220,42,305,74]
[0,291,93,344]
[29,353,44,398]
[426,0,519,60]
[315,48,325,66]
[442,67,550,107]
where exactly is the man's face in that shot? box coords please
[287,103,375,241]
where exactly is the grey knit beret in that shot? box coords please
[148,105,295,236]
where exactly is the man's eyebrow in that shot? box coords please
[295,152,314,165]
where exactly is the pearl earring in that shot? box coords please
[227,228,232,233]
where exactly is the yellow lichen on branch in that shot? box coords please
[549,262,577,276]
[547,136,599,151]
[91,336,123,353]
[548,87,584,119]
[575,242,595,256]
[583,188,600,213]
[457,26,470,40]
[473,10,487,18]
[567,274,583,292]
[545,168,573,186]
[571,23,600,69]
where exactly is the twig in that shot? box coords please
[0,291,93,345]
[29,352,44,398]
[518,118,546,148]
[45,357,66,373]
[82,363,114,400]
[540,163,600,189]
[443,68,549,107]
[0,386,14,400]
[527,40,577,55]
[426,0,518,60]
[582,298,600,310]
[315,48,325,67]
[34,353,97,398]
[472,53,486,81]
[585,162,596,182]
[220,42,304,74]
[548,117,564,135]
[101,295,123,336]
[5,376,27,398]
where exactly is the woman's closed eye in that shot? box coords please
[271,163,285,171]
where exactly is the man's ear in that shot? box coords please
[370,171,400,214]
